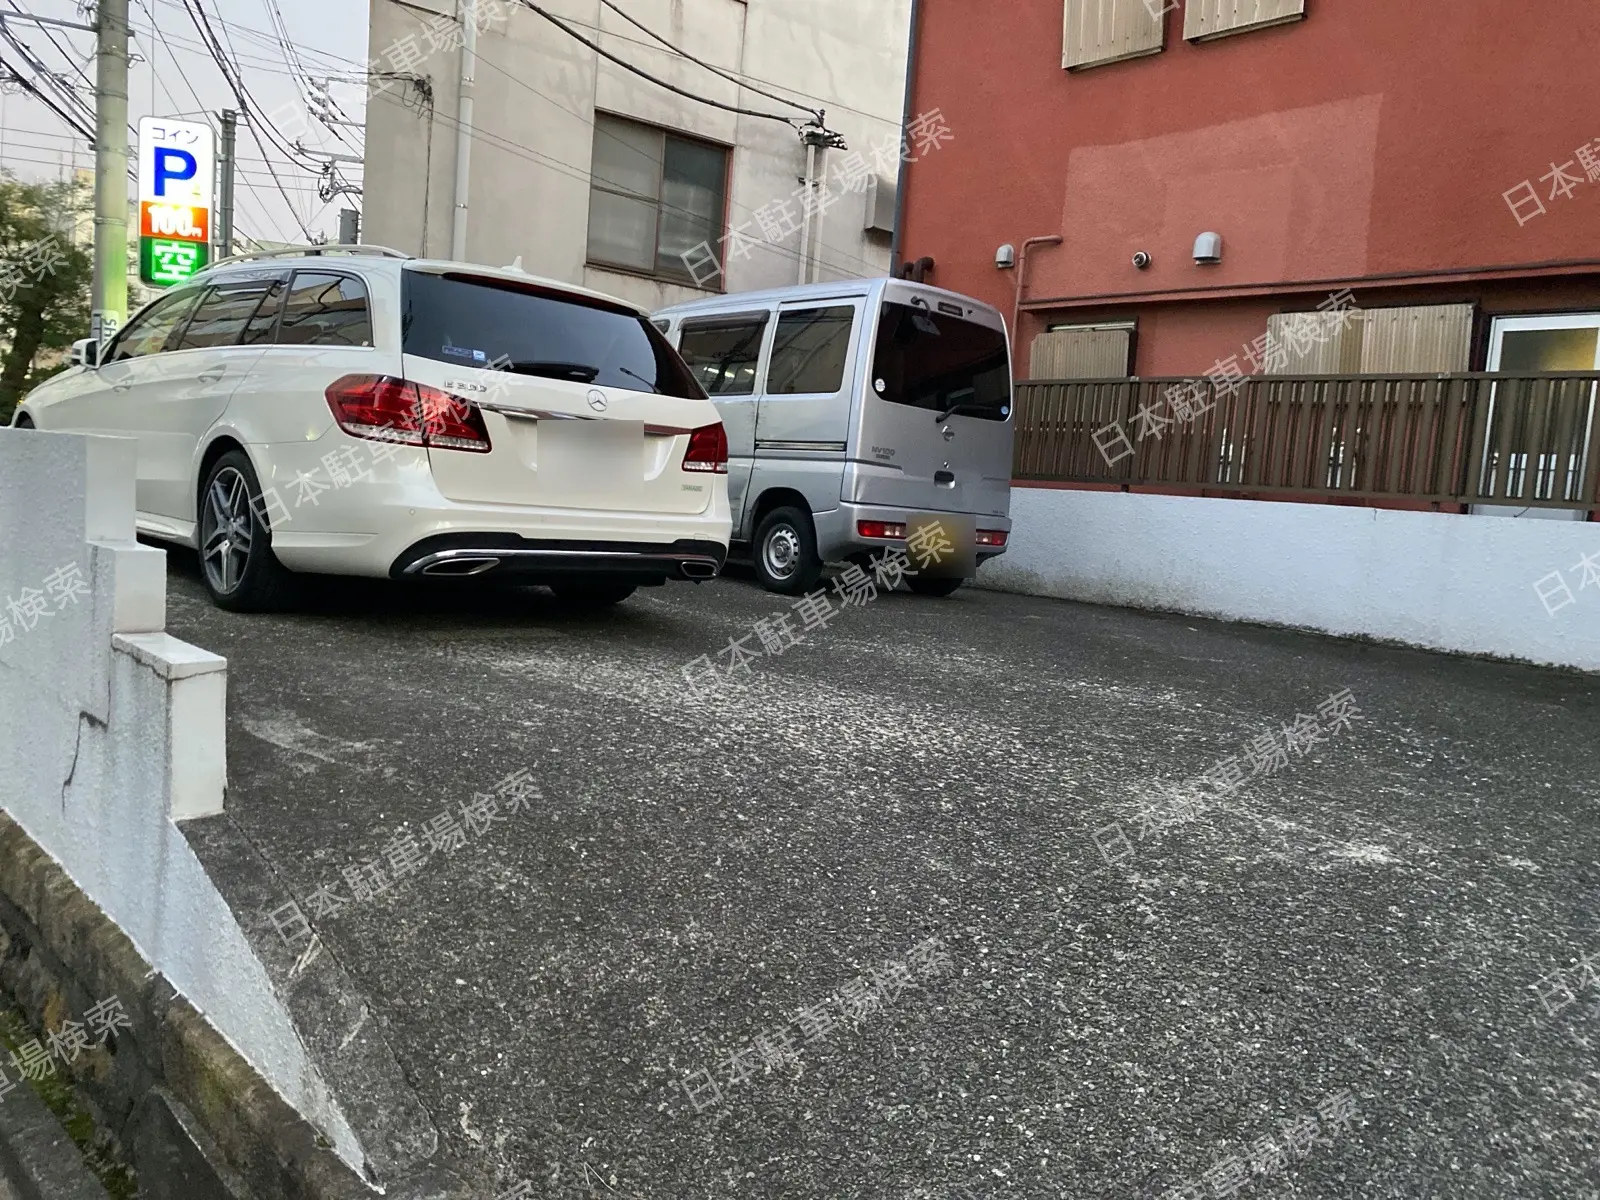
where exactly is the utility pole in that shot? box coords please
[450,0,476,261]
[216,109,236,261]
[92,0,129,344]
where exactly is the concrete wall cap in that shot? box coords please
[111,633,228,681]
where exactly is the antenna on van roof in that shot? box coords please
[504,256,526,273]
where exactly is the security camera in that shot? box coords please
[1132,251,1151,270]
[995,243,1016,270]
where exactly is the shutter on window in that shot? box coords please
[1265,310,1364,374]
[1029,328,1133,378]
[1185,0,1307,42]
[1358,305,1474,373]
[1064,0,1166,71]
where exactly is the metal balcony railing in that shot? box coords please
[1012,373,1600,513]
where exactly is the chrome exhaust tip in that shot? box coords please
[680,560,718,580]
[420,556,501,577]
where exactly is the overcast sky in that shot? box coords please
[0,0,370,244]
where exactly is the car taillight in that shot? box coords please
[977,529,1009,547]
[857,521,907,540]
[683,422,728,474]
[324,374,492,454]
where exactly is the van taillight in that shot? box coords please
[683,422,728,474]
[976,529,1009,547]
[324,374,491,454]
[857,521,907,540]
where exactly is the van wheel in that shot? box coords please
[908,576,964,597]
[11,412,33,428]
[753,506,822,595]
[198,451,298,612]
[549,577,638,608]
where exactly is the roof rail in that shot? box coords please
[214,244,413,265]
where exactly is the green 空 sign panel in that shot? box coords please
[139,237,209,287]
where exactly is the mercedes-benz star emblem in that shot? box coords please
[587,390,608,412]
[942,424,955,441]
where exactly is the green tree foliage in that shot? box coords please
[0,175,94,423]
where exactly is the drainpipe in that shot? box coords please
[450,0,477,261]
[1011,235,1063,362]
[889,0,921,277]
[798,139,817,285]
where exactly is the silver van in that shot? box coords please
[654,278,1014,596]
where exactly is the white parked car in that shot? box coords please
[11,247,732,611]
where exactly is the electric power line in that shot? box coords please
[4,0,93,93]
[180,0,321,237]
[181,0,317,169]
[596,0,821,123]
[515,1,814,131]
[0,20,94,132]
[256,0,361,154]
[0,50,94,143]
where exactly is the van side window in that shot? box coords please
[677,315,768,396]
[767,306,855,395]
[278,272,372,347]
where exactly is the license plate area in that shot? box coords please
[534,419,644,506]
[906,512,976,578]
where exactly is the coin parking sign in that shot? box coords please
[137,117,214,286]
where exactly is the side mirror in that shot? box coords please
[70,337,99,368]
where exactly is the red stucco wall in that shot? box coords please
[900,0,1600,374]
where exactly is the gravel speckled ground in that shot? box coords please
[164,554,1600,1200]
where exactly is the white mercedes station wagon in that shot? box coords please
[11,247,732,611]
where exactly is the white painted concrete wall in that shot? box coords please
[0,431,367,1177]
[362,0,912,309]
[978,487,1600,673]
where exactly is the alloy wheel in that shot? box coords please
[201,466,254,595]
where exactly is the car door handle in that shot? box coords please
[111,381,132,392]
[934,470,956,486]
[198,367,226,383]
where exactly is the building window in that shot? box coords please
[587,114,728,287]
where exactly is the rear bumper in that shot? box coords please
[390,533,727,583]
[815,502,1012,566]
[255,433,733,579]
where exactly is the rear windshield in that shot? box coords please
[871,301,1011,421]
[401,269,705,399]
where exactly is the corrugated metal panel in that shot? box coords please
[1063,0,1165,71]
[1265,311,1364,374]
[1029,328,1132,379]
[1184,0,1307,41]
[1359,304,1475,373]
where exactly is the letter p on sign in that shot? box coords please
[153,148,197,197]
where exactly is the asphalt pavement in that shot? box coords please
[163,552,1600,1200]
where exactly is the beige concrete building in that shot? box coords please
[361,0,913,309]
